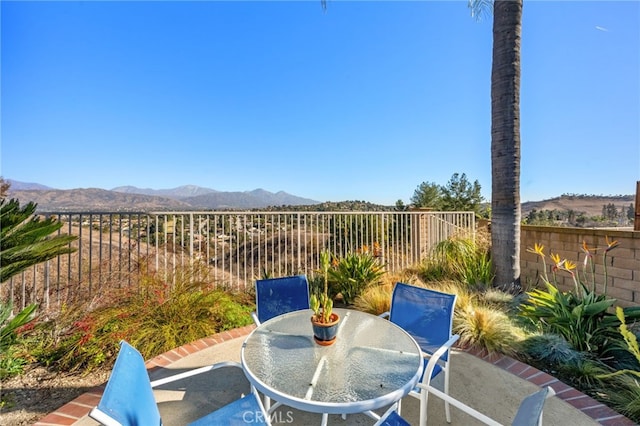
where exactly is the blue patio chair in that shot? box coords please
[89,340,270,426]
[250,274,311,413]
[251,274,310,326]
[374,386,556,426]
[379,283,459,425]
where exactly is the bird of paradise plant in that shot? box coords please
[520,238,640,353]
[579,237,619,295]
[527,236,618,297]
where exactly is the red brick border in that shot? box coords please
[34,326,634,425]
[462,346,636,425]
[33,325,256,426]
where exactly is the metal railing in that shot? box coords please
[2,211,475,312]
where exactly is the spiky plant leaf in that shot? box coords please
[0,199,77,282]
[0,303,37,352]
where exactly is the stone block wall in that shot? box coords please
[520,225,640,307]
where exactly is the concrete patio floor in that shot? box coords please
[36,325,633,426]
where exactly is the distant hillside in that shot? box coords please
[6,180,53,191]
[8,188,191,212]
[5,181,321,212]
[109,185,318,208]
[521,194,635,218]
[5,179,633,214]
[111,185,219,199]
[183,189,320,209]
[261,200,394,212]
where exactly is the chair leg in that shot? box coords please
[321,413,329,426]
[444,368,452,423]
[419,388,429,426]
[265,396,283,415]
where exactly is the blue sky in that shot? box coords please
[1,1,638,206]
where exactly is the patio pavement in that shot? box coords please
[36,325,633,426]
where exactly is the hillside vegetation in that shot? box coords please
[5,178,635,220]
[522,194,635,227]
[522,194,634,217]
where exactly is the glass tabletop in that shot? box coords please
[241,308,423,415]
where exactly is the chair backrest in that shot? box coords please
[90,341,161,426]
[255,275,310,324]
[511,386,555,426]
[389,282,456,360]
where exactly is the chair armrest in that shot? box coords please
[421,383,556,426]
[421,334,460,385]
[420,384,502,426]
[379,311,390,319]
[512,386,555,426]
[251,311,261,326]
[150,361,243,388]
[89,407,122,426]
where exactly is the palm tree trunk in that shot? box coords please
[490,0,522,289]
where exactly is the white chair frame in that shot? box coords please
[90,358,271,426]
[374,385,556,426]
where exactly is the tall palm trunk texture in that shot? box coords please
[490,0,523,289]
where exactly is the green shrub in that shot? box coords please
[601,374,640,423]
[416,280,522,355]
[558,359,611,391]
[455,302,521,356]
[0,343,29,377]
[327,247,385,305]
[29,269,253,372]
[418,235,493,288]
[596,307,640,379]
[520,280,617,352]
[519,333,586,367]
[482,288,515,307]
[0,198,76,379]
[520,241,640,354]
[129,287,252,358]
[521,333,610,393]
[353,283,393,315]
[0,302,37,379]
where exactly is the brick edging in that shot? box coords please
[459,346,635,426]
[33,325,256,426]
[34,326,634,426]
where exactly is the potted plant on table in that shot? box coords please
[310,250,341,345]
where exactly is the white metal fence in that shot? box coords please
[2,211,475,312]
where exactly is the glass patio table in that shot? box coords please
[241,308,424,425]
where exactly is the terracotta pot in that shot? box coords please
[310,312,341,346]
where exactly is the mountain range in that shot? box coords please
[4,179,635,215]
[6,180,321,212]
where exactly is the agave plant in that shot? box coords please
[327,246,385,305]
